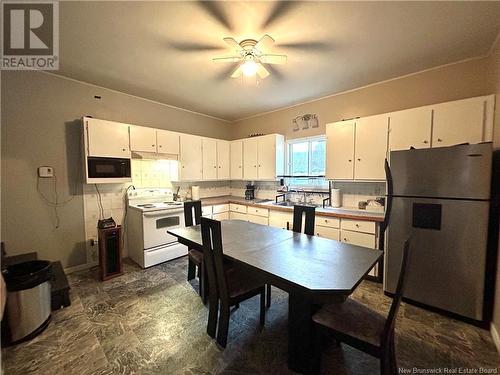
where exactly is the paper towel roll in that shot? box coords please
[191,186,200,201]
[331,189,341,208]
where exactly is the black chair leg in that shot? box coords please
[217,303,230,348]
[311,326,322,375]
[266,284,272,308]
[207,295,218,339]
[187,257,196,281]
[260,289,266,326]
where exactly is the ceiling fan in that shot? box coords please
[213,35,287,79]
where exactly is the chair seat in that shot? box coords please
[225,266,264,300]
[312,298,386,347]
[188,249,203,264]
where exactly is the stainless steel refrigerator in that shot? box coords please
[384,143,492,321]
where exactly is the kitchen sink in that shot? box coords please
[272,201,321,208]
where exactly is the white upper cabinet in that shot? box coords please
[257,134,283,180]
[230,140,243,179]
[202,138,218,180]
[156,130,180,154]
[216,140,230,180]
[85,117,130,158]
[179,134,202,181]
[354,114,389,180]
[432,95,494,147]
[243,138,259,180]
[129,125,157,153]
[326,120,355,180]
[243,135,284,180]
[388,107,432,151]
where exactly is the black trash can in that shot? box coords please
[2,260,52,345]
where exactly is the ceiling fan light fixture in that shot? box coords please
[241,59,258,77]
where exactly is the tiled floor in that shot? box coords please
[2,257,499,374]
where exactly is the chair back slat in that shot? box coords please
[200,217,228,301]
[184,200,202,227]
[292,205,316,235]
[382,238,411,345]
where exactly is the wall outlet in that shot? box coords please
[38,166,54,178]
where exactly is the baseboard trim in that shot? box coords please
[490,323,500,354]
[64,261,98,274]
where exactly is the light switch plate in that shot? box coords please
[38,166,54,178]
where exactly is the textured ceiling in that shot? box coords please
[58,1,500,121]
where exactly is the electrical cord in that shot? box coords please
[36,173,75,229]
[121,184,136,248]
[94,184,105,219]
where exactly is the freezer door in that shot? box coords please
[390,143,492,199]
[384,197,489,321]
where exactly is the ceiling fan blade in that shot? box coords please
[259,54,287,65]
[256,64,270,79]
[223,37,242,52]
[255,34,275,52]
[213,56,241,63]
[231,65,243,78]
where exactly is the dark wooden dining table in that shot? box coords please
[168,220,382,373]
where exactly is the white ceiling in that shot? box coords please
[58,1,500,121]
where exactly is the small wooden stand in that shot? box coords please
[98,226,123,281]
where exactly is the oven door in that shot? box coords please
[142,209,185,250]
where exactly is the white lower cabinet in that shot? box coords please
[315,226,340,241]
[229,211,248,221]
[247,214,269,226]
[213,212,229,221]
[202,205,213,218]
[269,211,292,230]
[341,229,378,276]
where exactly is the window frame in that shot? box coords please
[286,135,327,189]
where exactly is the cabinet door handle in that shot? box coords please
[159,145,162,148]
[152,144,155,147]
[357,158,361,161]
[343,238,348,242]
[348,159,352,162]
[214,166,216,168]
[355,224,360,227]
[122,148,126,151]
[437,138,443,142]
[423,140,428,144]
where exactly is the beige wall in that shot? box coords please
[231,56,492,140]
[1,71,231,268]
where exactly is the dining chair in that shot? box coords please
[183,200,205,300]
[376,159,394,280]
[267,204,316,307]
[292,204,316,235]
[200,217,266,348]
[311,238,412,375]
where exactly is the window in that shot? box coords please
[287,136,327,188]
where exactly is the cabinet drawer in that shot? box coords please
[247,206,269,217]
[315,216,340,229]
[229,211,247,221]
[212,212,229,221]
[202,205,212,216]
[212,204,229,214]
[247,214,269,226]
[341,219,376,234]
[229,203,247,213]
[341,230,376,249]
[315,226,340,241]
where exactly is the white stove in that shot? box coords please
[127,189,187,268]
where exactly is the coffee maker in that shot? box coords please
[245,183,255,200]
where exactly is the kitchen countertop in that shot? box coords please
[199,195,385,222]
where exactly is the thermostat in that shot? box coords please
[38,166,54,178]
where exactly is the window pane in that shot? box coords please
[290,142,308,175]
[310,140,326,174]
